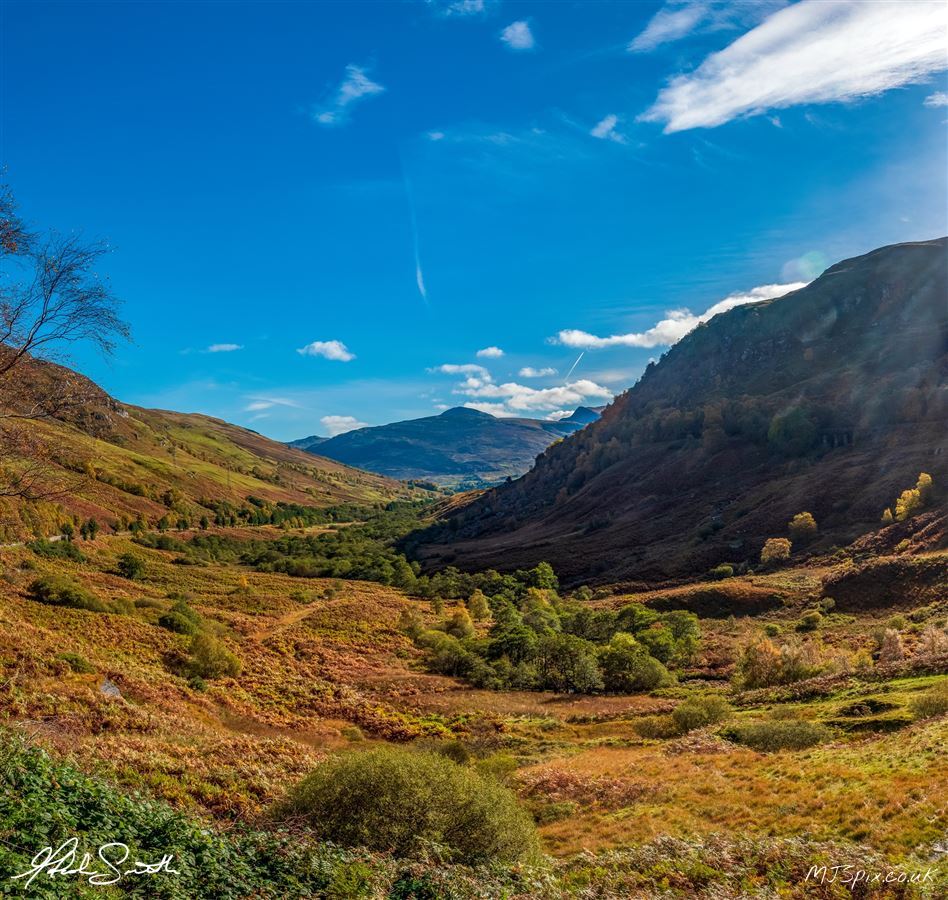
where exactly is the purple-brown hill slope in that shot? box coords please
[409,238,948,585]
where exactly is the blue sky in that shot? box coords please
[2,0,946,440]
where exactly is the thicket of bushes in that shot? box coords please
[27,538,85,562]
[634,694,732,739]
[275,747,538,865]
[403,568,700,694]
[28,575,109,613]
[722,719,829,752]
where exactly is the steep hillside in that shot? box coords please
[411,238,948,584]
[0,360,412,541]
[293,405,601,487]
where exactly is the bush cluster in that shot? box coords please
[722,719,829,751]
[406,569,699,695]
[275,747,537,864]
[733,638,825,689]
[28,575,107,613]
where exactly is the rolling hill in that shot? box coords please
[291,405,603,487]
[410,238,948,585]
[0,360,413,541]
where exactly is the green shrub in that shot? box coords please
[159,611,200,635]
[535,633,603,693]
[116,552,146,580]
[723,719,829,751]
[445,608,474,639]
[275,747,538,864]
[170,599,201,622]
[434,739,471,765]
[134,597,165,610]
[796,610,822,632]
[475,753,518,784]
[788,512,817,544]
[632,714,678,739]
[910,681,948,720]
[28,576,107,612]
[188,633,241,679]
[708,564,734,580]
[56,652,94,674]
[671,695,732,734]
[599,633,672,693]
[28,539,85,561]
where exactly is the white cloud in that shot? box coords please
[518,366,557,378]
[206,343,242,353]
[455,377,612,414]
[429,363,491,377]
[924,91,948,107]
[501,20,535,51]
[427,130,446,141]
[628,1,785,53]
[462,402,514,417]
[320,415,369,437]
[545,410,573,421]
[628,1,711,52]
[642,1,948,133]
[433,356,610,416]
[476,346,504,358]
[313,64,385,127]
[557,282,808,350]
[243,396,301,413]
[590,114,627,144]
[428,0,488,16]
[297,340,356,361]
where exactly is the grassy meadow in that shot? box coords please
[0,515,945,897]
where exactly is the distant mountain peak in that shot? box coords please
[563,406,602,425]
[439,406,493,419]
[292,404,601,486]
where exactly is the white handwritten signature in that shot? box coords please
[11,838,180,888]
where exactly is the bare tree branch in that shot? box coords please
[0,183,129,499]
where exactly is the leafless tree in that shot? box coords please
[0,184,129,499]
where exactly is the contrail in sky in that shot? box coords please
[400,151,428,305]
[564,352,584,381]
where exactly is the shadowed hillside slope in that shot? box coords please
[0,360,411,540]
[292,405,602,487]
[410,239,948,584]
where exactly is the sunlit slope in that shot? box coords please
[413,238,948,584]
[1,362,411,540]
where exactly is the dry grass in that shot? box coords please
[1,534,946,870]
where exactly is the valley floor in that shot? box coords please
[0,526,946,897]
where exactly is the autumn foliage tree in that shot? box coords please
[760,537,792,567]
[788,512,817,544]
[0,184,128,499]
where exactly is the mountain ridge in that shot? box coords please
[0,359,410,541]
[290,405,603,487]
[410,238,948,584]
